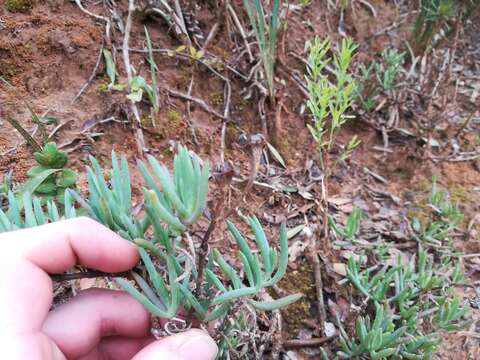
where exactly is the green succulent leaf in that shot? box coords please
[17,168,61,201]
[212,287,257,305]
[27,165,51,178]
[57,169,79,188]
[248,293,303,311]
[35,181,57,195]
[34,143,68,168]
[116,278,173,318]
[103,48,116,85]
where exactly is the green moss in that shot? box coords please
[97,82,109,93]
[166,110,182,127]
[407,179,439,227]
[448,184,471,205]
[162,147,173,157]
[407,180,474,228]
[155,110,185,139]
[209,91,224,106]
[224,124,238,149]
[276,260,316,335]
[141,115,153,127]
[6,0,33,12]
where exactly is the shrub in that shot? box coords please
[306,37,359,168]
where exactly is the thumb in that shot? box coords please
[132,329,218,360]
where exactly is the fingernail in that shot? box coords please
[178,334,218,360]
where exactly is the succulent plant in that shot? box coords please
[75,146,301,321]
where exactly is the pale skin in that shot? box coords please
[0,217,218,360]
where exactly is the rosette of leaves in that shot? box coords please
[338,302,405,359]
[25,143,78,204]
[75,146,301,321]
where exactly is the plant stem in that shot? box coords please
[311,251,328,335]
[123,0,147,155]
[51,269,132,282]
[183,214,217,327]
[283,335,336,348]
[194,214,218,297]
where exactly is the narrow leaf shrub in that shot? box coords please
[305,37,359,167]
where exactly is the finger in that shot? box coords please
[132,329,218,360]
[43,289,151,359]
[0,217,139,273]
[77,337,154,360]
[2,333,66,360]
[0,218,139,335]
[0,259,53,333]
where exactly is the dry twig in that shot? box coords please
[283,335,336,349]
[71,44,104,104]
[51,269,131,282]
[122,0,147,155]
[165,88,227,121]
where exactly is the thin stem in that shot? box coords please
[283,335,336,349]
[51,269,132,282]
[194,216,217,297]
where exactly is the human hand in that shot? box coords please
[0,217,218,360]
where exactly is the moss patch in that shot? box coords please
[155,110,186,139]
[407,179,476,228]
[6,0,33,12]
[448,184,472,206]
[276,260,316,335]
[209,91,224,106]
[166,110,182,127]
[141,114,153,127]
[97,82,109,93]
[224,124,239,149]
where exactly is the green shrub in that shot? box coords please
[243,0,282,103]
[355,49,405,112]
[306,37,359,168]
[412,0,479,53]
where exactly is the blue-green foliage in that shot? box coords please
[330,180,471,359]
[74,146,301,321]
[0,190,77,233]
